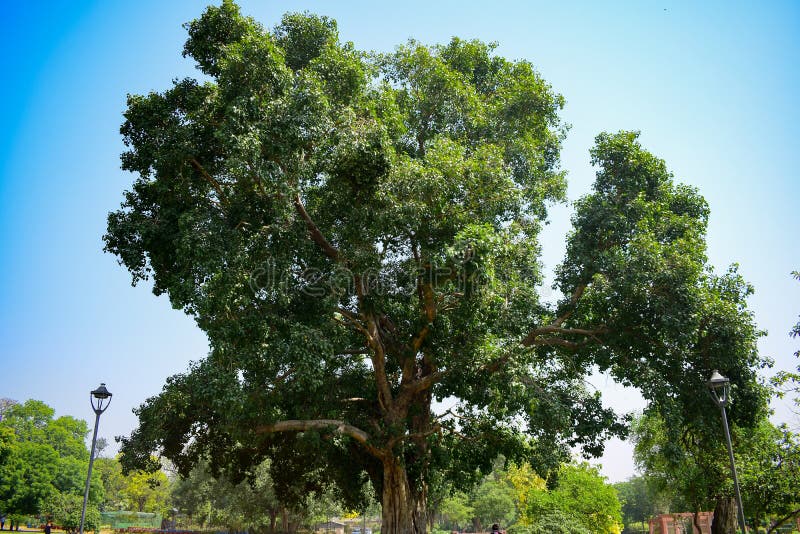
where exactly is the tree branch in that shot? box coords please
[522,284,594,346]
[256,419,384,459]
[293,194,340,261]
[768,508,800,534]
[399,371,445,401]
[386,423,442,449]
[411,325,430,352]
[529,325,609,338]
[364,311,395,415]
[189,158,229,206]
[522,326,608,348]
[335,308,372,341]
[526,337,585,350]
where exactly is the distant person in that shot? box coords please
[1,514,5,530]
[45,521,52,534]
[490,524,501,534]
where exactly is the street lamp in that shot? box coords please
[707,371,746,534]
[80,384,112,534]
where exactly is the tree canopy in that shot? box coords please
[0,400,102,524]
[105,3,770,532]
[631,410,800,534]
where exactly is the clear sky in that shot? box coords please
[1,1,798,483]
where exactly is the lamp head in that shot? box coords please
[707,370,730,407]
[89,383,112,414]
[91,383,112,400]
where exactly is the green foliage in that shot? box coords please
[105,3,771,531]
[631,411,724,514]
[120,468,170,514]
[439,492,473,530]
[772,271,800,417]
[471,477,517,528]
[171,457,339,531]
[522,463,621,534]
[632,411,800,531]
[613,476,665,527]
[0,399,100,519]
[0,398,17,418]
[559,132,769,434]
[509,510,591,534]
[736,420,800,530]
[436,461,618,534]
[44,492,101,534]
[93,456,126,511]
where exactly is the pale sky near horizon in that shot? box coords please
[1,1,798,484]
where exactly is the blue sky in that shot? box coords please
[1,1,798,482]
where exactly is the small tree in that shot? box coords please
[737,421,800,533]
[439,492,473,531]
[120,469,170,514]
[93,456,126,511]
[471,479,516,530]
[523,463,622,534]
[613,476,666,530]
[631,411,800,534]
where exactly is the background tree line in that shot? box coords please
[0,398,625,534]
[436,460,622,534]
[0,399,171,532]
[1,395,798,534]
[0,398,345,533]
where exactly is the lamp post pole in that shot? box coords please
[707,371,746,534]
[80,384,112,534]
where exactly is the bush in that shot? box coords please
[43,493,101,534]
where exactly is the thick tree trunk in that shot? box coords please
[413,483,428,532]
[712,497,737,534]
[381,457,426,534]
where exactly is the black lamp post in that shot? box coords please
[80,384,112,534]
[707,370,746,534]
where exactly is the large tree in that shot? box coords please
[106,3,768,532]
